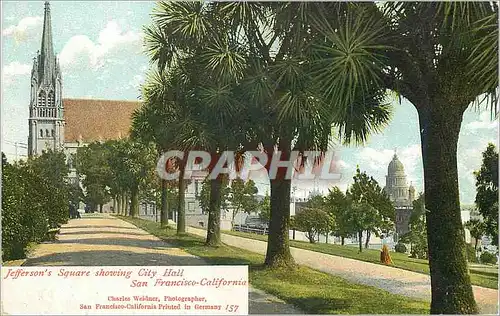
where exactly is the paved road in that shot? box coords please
[22,214,301,314]
[187,227,499,314]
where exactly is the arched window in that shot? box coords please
[45,129,49,137]
[40,129,43,137]
[38,91,46,107]
[48,91,55,107]
[51,129,55,137]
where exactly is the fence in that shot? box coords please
[232,224,268,235]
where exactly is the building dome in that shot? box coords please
[388,154,405,174]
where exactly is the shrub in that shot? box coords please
[395,242,407,253]
[409,243,428,259]
[2,151,70,262]
[465,244,478,263]
[480,251,497,264]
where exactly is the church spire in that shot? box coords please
[39,1,55,88]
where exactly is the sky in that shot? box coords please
[1,1,498,205]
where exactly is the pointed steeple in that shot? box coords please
[39,1,56,88]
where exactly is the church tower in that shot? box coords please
[28,1,64,157]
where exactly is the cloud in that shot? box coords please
[2,61,31,86]
[2,16,43,42]
[129,74,144,88]
[356,144,423,189]
[465,111,498,130]
[357,147,394,170]
[59,21,143,71]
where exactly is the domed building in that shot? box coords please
[384,152,416,236]
[384,152,415,207]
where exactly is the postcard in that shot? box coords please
[1,1,498,315]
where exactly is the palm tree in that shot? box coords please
[131,69,179,228]
[144,2,392,263]
[311,2,498,313]
[216,2,392,267]
[144,2,250,245]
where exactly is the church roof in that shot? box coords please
[63,98,142,143]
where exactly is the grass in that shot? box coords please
[117,215,430,314]
[224,230,498,289]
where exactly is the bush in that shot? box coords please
[409,243,428,259]
[466,244,478,263]
[2,151,70,262]
[480,251,497,264]
[395,242,407,253]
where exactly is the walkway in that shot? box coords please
[21,214,300,314]
[187,227,499,314]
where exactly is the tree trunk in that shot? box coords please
[231,207,240,230]
[265,176,294,267]
[474,238,479,251]
[365,230,371,249]
[160,179,168,228]
[341,236,345,246]
[206,177,222,247]
[112,197,116,213]
[358,231,363,253]
[307,231,315,243]
[326,233,328,244]
[130,186,139,217]
[292,229,295,240]
[117,194,122,216]
[176,163,186,235]
[125,194,130,215]
[122,193,126,215]
[418,105,477,313]
[99,204,103,213]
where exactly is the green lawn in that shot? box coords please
[117,216,429,314]
[224,230,498,289]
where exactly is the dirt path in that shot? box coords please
[22,214,301,314]
[186,227,499,314]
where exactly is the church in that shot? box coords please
[27,2,202,214]
[27,2,142,192]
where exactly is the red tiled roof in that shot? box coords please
[63,98,142,143]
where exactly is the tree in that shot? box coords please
[313,3,498,312]
[144,2,392,267]
[29,150,71,227]
[465,219,487,251]
[109,140,157,217]
[258,193,271,223]
[294,207,330,243]
[131,71,180,227]
[228,178,259,227]
[198,176,230,215]
[2,150,71,261]
[131,67,194,232]
[230,3,391,267]
[348,202,380,253]
[325,187,353,245]
[474,143,498,246]
[144,3,248,244]
[349,167,395,249]
[400,194,428,259]
[75,142,112,212]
